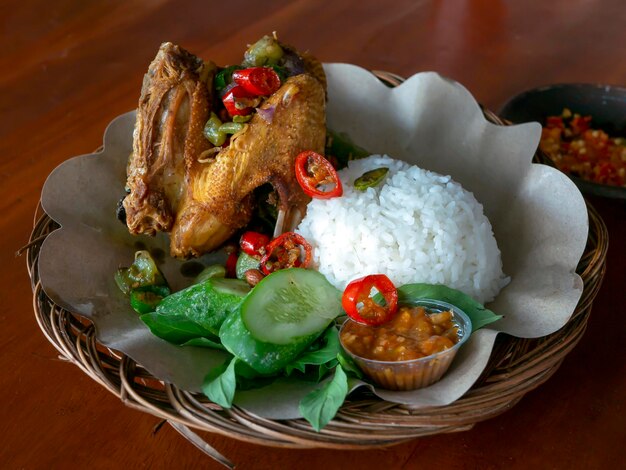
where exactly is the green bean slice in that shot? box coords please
[233,114,252,123]
[219,122,245,135]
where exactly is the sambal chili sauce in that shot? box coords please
[540,108,626,187]
[340,305,460,362]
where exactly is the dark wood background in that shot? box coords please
[2,1,625,468]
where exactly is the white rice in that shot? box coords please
[296,155,508,304]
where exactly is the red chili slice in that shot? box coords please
[222,84,254,116]
[294,150,343,199]
[240,231,270,258]
[225,252,239,278]
[232,67,281,96]
[260,232,312,275]
[341,274,399,326]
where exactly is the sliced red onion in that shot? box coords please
[282,49,305,76]
[220,81,237,98]
[256,105,276,124]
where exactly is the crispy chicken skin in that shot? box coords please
[123,42,214,236]
[123,41,326,258]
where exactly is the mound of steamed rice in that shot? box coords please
[296,155,509,304]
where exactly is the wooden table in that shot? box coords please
[2,1,625,468]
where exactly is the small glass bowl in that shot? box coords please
[339,299,472,391]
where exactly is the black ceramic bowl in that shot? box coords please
[500,83,626,199]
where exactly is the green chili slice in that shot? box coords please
[203,112,227,146]
[354,167,389,191]
[115,250,167,295]
[193,264,227,284]
[243,35,284,67]
[130,285,171,314]
[203,113,246,147]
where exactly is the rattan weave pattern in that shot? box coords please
[26,71,608,451]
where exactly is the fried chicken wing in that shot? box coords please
[122,40,326,258]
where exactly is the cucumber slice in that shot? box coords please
[240,268,342,345]
[156,278,250,335]
[219,309,320,374]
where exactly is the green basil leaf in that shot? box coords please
[395,283,503,332]
[201,357,274,392]
[235,362,277,391]
[336,351,363,379]
[202,357,238,408]
[140,313,214,344]
[317,360,338,382]
[156,277,248,336]
[204,359,230,382]
[285,326,341,375]
[234,360,275,389]
[299,365,348,432]
[235,360,262,380]
[180,337,226,350]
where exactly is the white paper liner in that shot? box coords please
[38,63,588,418]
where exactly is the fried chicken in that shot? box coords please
[122,40,326,258]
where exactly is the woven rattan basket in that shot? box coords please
[25,71,608,466]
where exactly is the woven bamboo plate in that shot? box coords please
[25,71,608,466]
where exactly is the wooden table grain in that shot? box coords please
[2,1,625,468]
